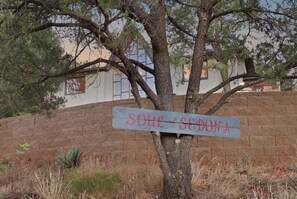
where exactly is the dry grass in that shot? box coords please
[76,155,163,199]
[0,163,41,197]
[192,158,297,199]
[31,169,67,199]
[1,155,297,199]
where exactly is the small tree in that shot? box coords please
[0,26,69,117]
[1,0,297,198]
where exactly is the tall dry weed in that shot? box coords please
[31,169,68,199]
[191,158,297,199]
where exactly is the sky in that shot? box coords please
[61,39,111,64]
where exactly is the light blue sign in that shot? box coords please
[113,107,240,138]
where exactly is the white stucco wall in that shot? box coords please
[57,60,246,108]
[171,67,224,95]
[56,71,114,108]
[229,59,247,90]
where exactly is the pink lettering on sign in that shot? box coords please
[137,114,146,126]
[147,114,156,127]
[205,120,213,132]
[126,112,231,135]
[127,113,136,125]
[222,121,230,134]
[158,116,165,128]
[126,112,165,128]
[197,119,204,131]
[179,117,187,130]
[188,118,195,130]
[113,107,239,138]
[213,120,222,134]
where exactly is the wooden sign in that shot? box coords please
[112,107,240,138]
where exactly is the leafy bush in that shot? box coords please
[16,143,30,155]
[57,147,83,169]
[68,171,120,197]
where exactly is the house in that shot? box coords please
[56,39,248,108]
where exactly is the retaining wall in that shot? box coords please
[1,92,297,165]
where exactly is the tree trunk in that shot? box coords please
[142,2,193,197]
[160,134,193,199]
[144,1,214,198]
[220,68,231,92]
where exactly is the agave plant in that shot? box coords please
[57,147,83,169]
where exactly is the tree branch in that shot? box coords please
[121,0,152,26]
[0,22,81,41]
[151,132,171,180]
[48,58,116,78]
[281,75,297,80]
[128,62,162,109]
[211,7,255,21]
[211,7,297,22]
[129,59,155,75]
[205,79,263,115]
[167,15,196,38]
[197,73,261,107]
[285,61,297,71]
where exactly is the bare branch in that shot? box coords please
[211,0,222,7]
[211,7,255,21]
[115,48,162,109]
[211,7,297,22]
[258,8,297,20]
[127,63,162,109]
[151,132,171,180]
[197,73,261,107]
[49,58,115,78]
[129,59,155,75]
[0,22,82,41]
[130,80,145,108]
[205,79,263,115]
[281,75,297,80]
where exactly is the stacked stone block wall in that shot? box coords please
[1,92,297,165]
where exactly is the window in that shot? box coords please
[65,76,86,95]
[183,61,208,82]
[113,42,155,100]
[254,86,263,92]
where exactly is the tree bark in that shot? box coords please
[185,0,213,113]
[155,1,215,198]
[142,2,193,198]
[220,68,231,92]
[160,134,193,199]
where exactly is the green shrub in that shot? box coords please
[0,160,9,174]
[0,142,30,175]
[57,147,83,169]
[68,171,120,197]
[16,142,30,155]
